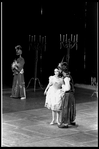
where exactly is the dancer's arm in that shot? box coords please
[44,83,52,95]
[44,76,53,95]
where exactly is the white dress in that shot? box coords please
[45,75,64,111]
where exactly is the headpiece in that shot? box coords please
[58,62,68,71]
[15,45,22,50]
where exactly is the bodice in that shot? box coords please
[49,76,63,89]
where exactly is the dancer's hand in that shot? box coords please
[44,90,47,95]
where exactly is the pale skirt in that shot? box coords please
[45,86,64,111]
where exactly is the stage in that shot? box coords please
[2,87,98,147]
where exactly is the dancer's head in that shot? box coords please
[15,45,22,55]
[58,62,68,72]
[54,68,59,76]
[62,69,70,77]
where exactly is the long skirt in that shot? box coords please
[11,73,26,98]
[61,92,76,124]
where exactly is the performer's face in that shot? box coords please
[54,70,59,76]
[58,68,62,73]
[16,52,19,56]
[62,71,67,77]
[16,49,22,56]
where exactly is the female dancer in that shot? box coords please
[44,68,64,125]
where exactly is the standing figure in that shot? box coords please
[44,68,64,125]
[58,68,76,128]
[10,45,26,100]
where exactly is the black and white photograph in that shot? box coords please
[1,1,98,147]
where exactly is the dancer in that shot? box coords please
[44,68,64,125]
[10,45,26,100]
[58,64,76,128]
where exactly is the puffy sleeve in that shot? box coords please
[49,76,53,85]
[62,77,70,92]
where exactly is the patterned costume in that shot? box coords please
[11,46,26,99]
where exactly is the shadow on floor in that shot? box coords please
[2,87,97,114]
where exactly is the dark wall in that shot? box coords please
[85,2,97,84]
[2,2,97,88]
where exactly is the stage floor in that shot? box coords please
[2,87,98,147]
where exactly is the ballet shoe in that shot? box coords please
[56,120,61,125]
[58,123,68,128]
[50,121,56,125]
[21,97,26,100]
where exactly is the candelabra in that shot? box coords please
[26,35,46,92]
[60,34,78,65]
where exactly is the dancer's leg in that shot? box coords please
[50,110,56,124]
[56,111,61,125]
[59,110,62,123]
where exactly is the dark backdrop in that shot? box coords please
[2,2,97,88]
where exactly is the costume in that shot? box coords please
[60,74,76,125]
[11,46,26,99]
[45,75,64,111]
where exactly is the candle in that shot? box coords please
[31,36,33,42]
[42,37,44,43]
[39,35,41,42]
[63,35,65,42]
[60,34,61,42]
[71,34,73,41]
[73,35,75,42]
[34,35,35,42]
[76,34,78,42]
[41,7,43,15]
[66,34,67,42]
[45,36,46,43]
